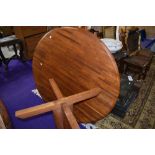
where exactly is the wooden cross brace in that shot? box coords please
[15,79,102,129]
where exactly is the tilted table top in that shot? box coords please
[33,27,120,123]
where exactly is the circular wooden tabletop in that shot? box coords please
[33,27,120,123]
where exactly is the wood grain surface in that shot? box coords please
[32,27,120,123]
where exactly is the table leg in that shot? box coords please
[18,41,25,61]
[123,62,128,74]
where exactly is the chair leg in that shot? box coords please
[13,44,18,58]
[0,48,8,70]
[19,41,25,61]
[123,63,128,74]
[142,67,148,80]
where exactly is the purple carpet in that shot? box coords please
[0,60,58,129]
[0,60,86,129]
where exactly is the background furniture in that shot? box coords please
[89,29,103,38]
[112,74,140,117]
[123,28,153,79]
[119,27,127,50]
[150,42,155,53]
[124,49,153,79]
[15,27,120,128]
[138,29,155,49]
[138,26,155,38]
[100,37,125,73]
[113,51,128,73]
[101,38,123,53]
[0,26,14,38]
[103,26,116,39]
[89,26,117,39]
[0,35,24,69]
[0,100,12,128]
[14,26,47,59]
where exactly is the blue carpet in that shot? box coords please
[141,39,155,49]
[0,60,58,129]
[0,60,86,129]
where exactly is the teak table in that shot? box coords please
[15,27,120,129]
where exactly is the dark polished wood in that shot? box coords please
[124,52,153,79]
[14,26,47,59]
[0,100,12,128]
[124,29,154,79]
[32,27,120,123]
[113,51,128,73]
[112,74,140,117]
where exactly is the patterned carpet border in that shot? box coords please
[96,57,155,129]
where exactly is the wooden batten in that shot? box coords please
[15,87,102,119]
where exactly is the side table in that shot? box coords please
[123,55,152,80]
[0,35,24,69]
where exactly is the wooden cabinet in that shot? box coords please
[14,26,47,59]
